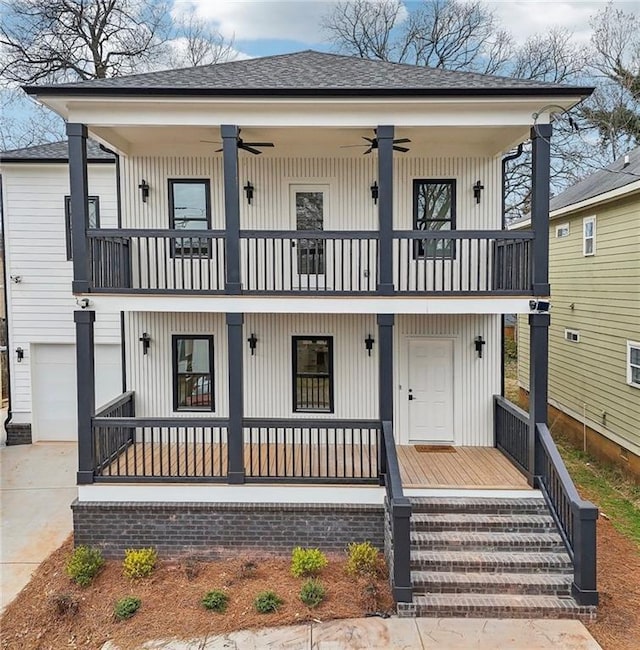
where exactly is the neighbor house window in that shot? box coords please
[413,179,456,258]
[564,329,580,343]
[627,341,640,388]
[169,179,211,257]
[293,336,333,412]
[583,216,596,256]
[64,196,100,260]
[172,335,214,411]
[556,223,570,238]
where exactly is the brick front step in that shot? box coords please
[410,530,565,553]
[410,550,573,573]
[409,497,548,516]
[411,513,556,533]
[399,593,596,620]
[411,570,573,596]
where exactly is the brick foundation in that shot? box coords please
[5,422,32,445]
[71,500,385,558]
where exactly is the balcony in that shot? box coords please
[86,228,533,296]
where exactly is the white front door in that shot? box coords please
[407,338,454,444]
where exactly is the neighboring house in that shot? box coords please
[12,50,599,616]
[516,146,640,479]
[0,141,120,444]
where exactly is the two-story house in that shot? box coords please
[9,51,598,617]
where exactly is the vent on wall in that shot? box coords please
[565,329,580,343]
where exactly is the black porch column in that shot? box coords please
[528,312,550,481]
[377,125,394,295]
[67,123,90,293]
[75,310,96,485]
[378,313,394,479]
[530,123,552,296]
[221,125,242,294]
[226,312,245,483]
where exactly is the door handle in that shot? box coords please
[408,389,414,401]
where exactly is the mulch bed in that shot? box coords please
[0,538,393,650]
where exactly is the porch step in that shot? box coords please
[410,530,565,553]
[411,512,556,533]
[401,593,596,620]
[410,550,573,573]
[411,571,573,596]
[409,497,547,515]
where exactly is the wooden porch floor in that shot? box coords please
[101,442,528,489]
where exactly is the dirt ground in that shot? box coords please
[0,539,393,650]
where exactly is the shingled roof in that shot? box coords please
[24,50,592,98]
[550,145,640,212]
[0,139,114,163]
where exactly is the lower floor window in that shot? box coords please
[628,341,640,388]
[293,336,333,412]
[172,335,214,411]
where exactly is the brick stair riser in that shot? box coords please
[410,558,573,574]
[410,504,548,516]
[411,520,556,533]
[399,603,595,621]
[411,581,572,597]
[410,539,566,553]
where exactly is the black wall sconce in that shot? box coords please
[370,181,379,205]
[16,347,24,363]
[474,335,486,358]
[473,180,484,204]
[138,179,150,203]
[139,332,151,355]
[244,181,255,205]
[247,333,258,355]
[364,334,375,356]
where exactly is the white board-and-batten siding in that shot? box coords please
[1,162,121,421]
[124,312,500,446]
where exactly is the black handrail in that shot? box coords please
[92,391,135,472]
[382,420,412,603]
[494,395,531,480]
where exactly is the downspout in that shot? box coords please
[0,174,13,440]
[500,144,525,396]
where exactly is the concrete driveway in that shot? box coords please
[0,442,77,611]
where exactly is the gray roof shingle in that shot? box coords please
[550,145,640,212]
[24,50,592,97]
[0,139,114,162]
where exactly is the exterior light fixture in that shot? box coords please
[16,347,24,363]
[473,180,484,204]
[364,334,375,356]
[474,335,485,358]
[138,179,150,203]
[247,333,258,355]
[370,181,379,204]
[139,332,151,355]
[244,181,255,204]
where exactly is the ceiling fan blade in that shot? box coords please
[239,143,263,155]
[393,138,411,144]
[214,147,223,152]
[362,137,376,144]
[363,147,373,155]
[339,144,369,148]
[200,139,222,144]
[243,142,274,148]
[393,145,410,153]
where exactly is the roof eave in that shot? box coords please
[0,157,114,164]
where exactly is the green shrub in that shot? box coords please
[114,596,141,621]
[505,336,518,360]
[290,547,328,578]
[65,546,105,587]
[201,589,229,613]
[346,541,379,577]
[299,579,326,608]
[122,547,158,579]
[254,590,283,613]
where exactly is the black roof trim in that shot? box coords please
[0,156,115,164]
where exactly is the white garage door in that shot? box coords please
[31,344,122,441]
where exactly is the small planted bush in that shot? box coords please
[201,589,229,613]
[114,596,141,621]
[254,590,283,614]
[50,593,79,618]
[65,545,105,587]
[346,541,379,577]
[122,547,158,579]
[299,578,326,608]
[290,547,328,578]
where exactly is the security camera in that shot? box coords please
[76,297,91,309]
[529,299,550,312]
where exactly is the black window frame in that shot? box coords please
[292,336,334,413]
[412,178,457,260]
[168,178,212,259]
[172,334,215,412]
[64,195,100,261]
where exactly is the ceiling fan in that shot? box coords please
[200,129,275,155]
[340,131,411,155]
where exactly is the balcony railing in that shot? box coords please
[86,228,533,296]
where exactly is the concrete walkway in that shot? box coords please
[104,617,602,649]
[0,442,77,611]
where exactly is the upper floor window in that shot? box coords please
[64,196,100,260]
[293,185,327,276]
[627,341,640,388]
[413,179,456,258]
[169,179,211,257]
[172,335,214,411]
[583,216,596,256]
[292,336,333,412]
[556,223,570,238]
